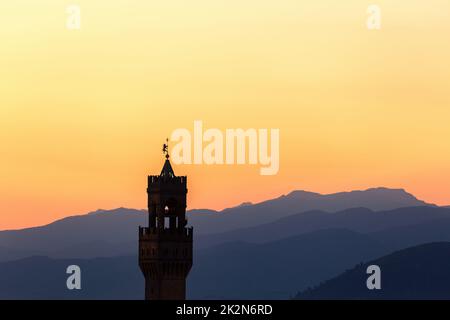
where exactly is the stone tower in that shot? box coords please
[138,146,193,300]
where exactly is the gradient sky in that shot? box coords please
[1,0,450,230]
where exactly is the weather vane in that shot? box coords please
[162,138,169,159]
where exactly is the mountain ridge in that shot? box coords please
[196,205,450,250]
[0,187,436,262]
[296,242,450,300]
[2,187,430,232]
[0,228,389,299]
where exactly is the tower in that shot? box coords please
[138,143,193,300]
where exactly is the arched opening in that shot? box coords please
[163,198,178,229]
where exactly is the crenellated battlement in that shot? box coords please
[148,175,187,185]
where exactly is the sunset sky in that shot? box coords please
[1,0,450,230]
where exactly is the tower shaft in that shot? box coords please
[138,159,193,300]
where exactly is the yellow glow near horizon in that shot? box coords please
[1,1,450,229]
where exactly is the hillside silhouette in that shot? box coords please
[0,188,433,262]
[296,242,450,300]
[197,206,450,250]
[0,229,387,299]
[0,187,447,299]
[189,187,432,234]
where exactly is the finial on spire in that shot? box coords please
[160,138,175,177]
[162,138,169,159]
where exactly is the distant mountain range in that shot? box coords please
[189,229,388,299]
[0,188,433,262]
[0,255,142,300]
[188,187,432,234]
[3,233,450,299]
[0,187,448,299]
[0,229,387,299]
[196,206,450,250]
[0,208,143,262]
[296,242,450,300]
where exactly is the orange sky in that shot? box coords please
[1,1,450,230]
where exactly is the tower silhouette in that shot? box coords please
[138,145,193,300]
